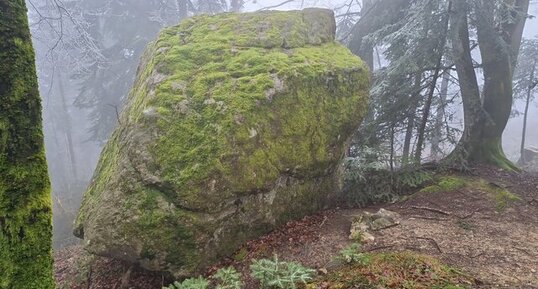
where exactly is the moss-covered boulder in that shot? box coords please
[74,8,369,277]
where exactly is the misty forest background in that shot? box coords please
[26,0,538,249]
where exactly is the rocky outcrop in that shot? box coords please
[74,8,369,277]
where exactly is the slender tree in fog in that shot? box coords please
[514,38,538,163]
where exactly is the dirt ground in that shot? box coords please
[55,166,538,288]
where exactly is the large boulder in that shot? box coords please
[74,8,369,277]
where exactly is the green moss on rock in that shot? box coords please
[75,8,369,277]
[0,1,54,288]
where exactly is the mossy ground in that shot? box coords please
[419,176,467,194]
[307,252,473,289]
[419,174,521,210]
[472,179,521,211]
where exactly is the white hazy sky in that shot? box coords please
[243,0,538,38]
[244,0,343,10]
[527,2,538,38]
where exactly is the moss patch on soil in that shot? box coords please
[420,176,467,194]
[472,179,521,211]
[307,251,474,289]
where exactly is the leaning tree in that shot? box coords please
[0,0,54,288]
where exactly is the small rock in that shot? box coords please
[325,259,344,270]
[204,98,216,105]
[171,81,186,92]
[376,208,401,221]
[370,217,396,231]
[143,107,159,118]
[349,208,400,241]
[175,100,190,114]
[249,128,258,138]
[361,231,375,243]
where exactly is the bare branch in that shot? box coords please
[257,0,296,11]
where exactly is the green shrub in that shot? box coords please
[395,169,434,190]
[164,276,209,289]
[344,157,433,207]
[212,266,243,289]
[250,255,316,289]
[338,243,371,265]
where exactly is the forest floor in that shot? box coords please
[54,165,538,289]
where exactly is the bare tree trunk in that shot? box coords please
[414,3,450,163]
[57,71,79,182]
[415,68,444,163]
[446,0,486,169]
[348,0,411,70]
[402,115,415,164]
[445,0,527,170]
[520,60,536,164]
[431,70,449,160]
[414,81,435,164]
[390,123,395,172]
[402,75,421,165]
[48,116,72,194]
[462,0,528,169]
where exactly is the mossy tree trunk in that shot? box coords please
[0,1,54,288]
[446,0,529,171]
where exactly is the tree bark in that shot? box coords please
[414,4,450,163]
[0,0,54,288]
[446,0,528,170]
[57,71,78,182]
[431,70,449,160]
[348,0,411,70]
[402,114,415,165]
[519,60,536,164]
[402,75,421,165]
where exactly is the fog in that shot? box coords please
[503,3,538,160]
[25,0,538,249]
